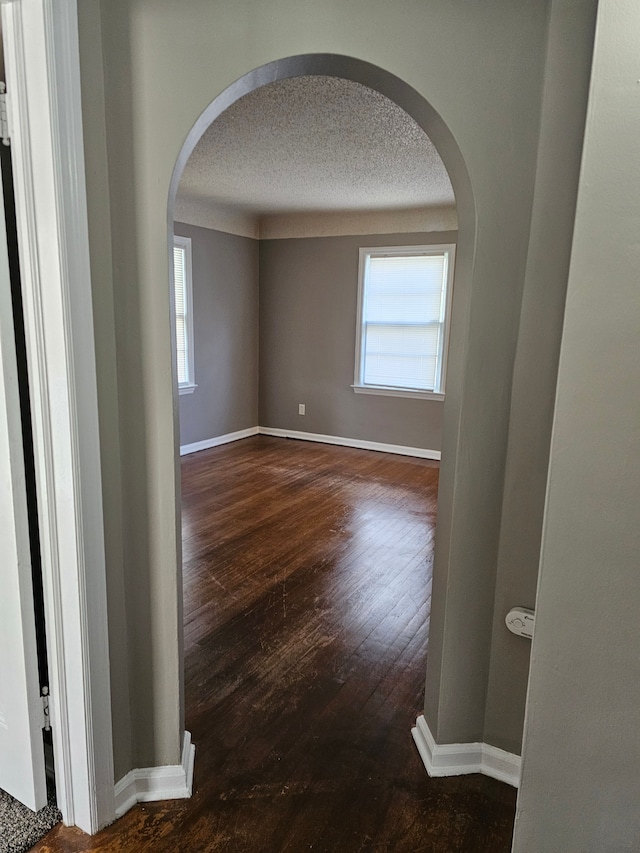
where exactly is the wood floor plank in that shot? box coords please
[34,436,515,852]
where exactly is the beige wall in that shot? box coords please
[77,0,597,776]
[514,1,640,848]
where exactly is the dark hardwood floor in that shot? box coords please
[35,436,516,852]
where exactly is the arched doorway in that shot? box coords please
[166,55,479,820]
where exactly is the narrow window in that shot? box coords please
[173,235,196,394]
[353,244,455,400]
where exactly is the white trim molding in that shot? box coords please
[180,426,440,460]
[114,732,196,819]
[180,426,260,456]
[1,0,115,833]
[259,427,441,460]
[352,384,445,402]
[412,715,521,788]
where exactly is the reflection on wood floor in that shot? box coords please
[35,436,516,852]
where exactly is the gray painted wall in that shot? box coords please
[76,0,595,778]
[174,223,258,447]
[259,232,455,452]
[78,0,132,781]
[514,2,640,848]
[483,0,597,755]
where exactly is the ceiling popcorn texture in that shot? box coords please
[177,76,455,217]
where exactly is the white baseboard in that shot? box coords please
[180,427,259,456]
[258,427,441,460]
[114,731,196,818]
[411,715,520,788]
[180,425,440,461]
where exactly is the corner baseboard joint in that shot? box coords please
[411,715,520,788]
[180,427,259,456]
[180,426,440,460]
[114,731,195,819]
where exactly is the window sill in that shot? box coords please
[179,384,198,396]
[352,384,444,402]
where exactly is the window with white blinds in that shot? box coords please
[354,244,455,399]
[173,236,196,393]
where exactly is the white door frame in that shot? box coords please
[1,0,115,834]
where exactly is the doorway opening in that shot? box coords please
[165,55,489,846]
[0,109,61,849]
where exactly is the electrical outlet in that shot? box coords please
[298,403,306,415]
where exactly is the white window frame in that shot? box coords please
[173,235,197,394]
[352,244,455,401]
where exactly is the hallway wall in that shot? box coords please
[514,1,640,847]
[76,0,595,776]
[483,0,597,754]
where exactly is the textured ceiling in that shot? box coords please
[177,76,455,216]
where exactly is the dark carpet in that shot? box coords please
[0,785,61,853]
